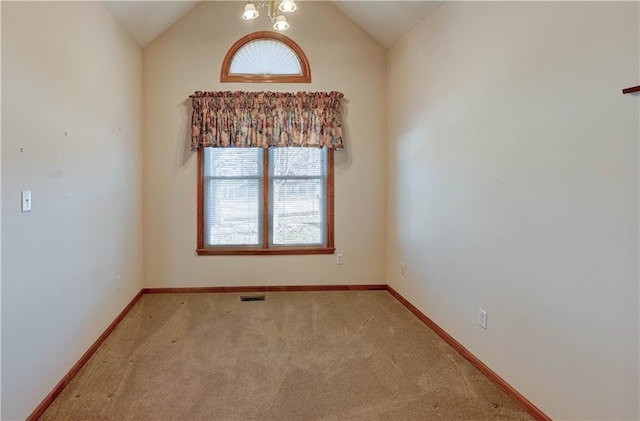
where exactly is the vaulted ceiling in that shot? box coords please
[102,1,442,48]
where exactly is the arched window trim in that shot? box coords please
[221,31,311,83]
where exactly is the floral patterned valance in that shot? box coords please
[190,91,344,150]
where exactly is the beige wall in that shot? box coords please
[143,1,387,287]
[1,2,144,419]
[3,2,636,419]
[387,2,639,419]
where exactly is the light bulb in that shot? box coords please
[278,0,297,13]
[242,3,259,20]
[273,15,289,31]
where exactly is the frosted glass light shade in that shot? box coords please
[278,0,297,13]
[242,4,259,20]
[229,39,301,75]
[273,15,289,31]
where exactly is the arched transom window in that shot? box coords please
[221,31,311,83]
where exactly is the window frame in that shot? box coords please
[220,31,311,83]
[196,147,334,255]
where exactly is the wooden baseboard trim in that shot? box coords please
[26,289,145,421]
[386,285,551,421]
[142,284,387,294]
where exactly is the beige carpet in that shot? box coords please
[40,291,533,420]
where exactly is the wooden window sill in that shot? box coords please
[196,247,336,256]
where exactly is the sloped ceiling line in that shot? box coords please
[102,1,442,48]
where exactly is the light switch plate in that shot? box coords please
[21,190,32,212]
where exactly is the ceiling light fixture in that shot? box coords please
[242,0,297,31]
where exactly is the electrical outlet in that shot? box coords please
[116,276,121,291]
[336,254,344,265]
[400,262,406,276]
[478,308,487,329]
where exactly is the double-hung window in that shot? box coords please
[197,147,334,255]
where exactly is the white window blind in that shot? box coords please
[204,148,263,246]
[270,148,327,246]
[229,39,302,75]
[203,147,328,248]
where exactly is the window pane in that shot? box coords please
[204,148,261,177]
[205,179,262,246]
[204,148,263,246]
[271,179,325,246]
[272,148,324,177]
[199,147,332,251]
[229,39,302,76]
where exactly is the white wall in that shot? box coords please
[387,2,639,420]
[1,2,144,419]
[143,1,387,287]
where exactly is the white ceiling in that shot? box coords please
[102,1,442,48]
[102,1,200,47]
[332,1,441,47]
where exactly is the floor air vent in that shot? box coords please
[240,295,266,302]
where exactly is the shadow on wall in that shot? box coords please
[176,98,195,172]
[335,97,351,169]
